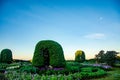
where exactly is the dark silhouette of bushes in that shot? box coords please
[95,50,118,66]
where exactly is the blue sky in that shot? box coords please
[0,0,120,60]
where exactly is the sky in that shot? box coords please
[0,0,120,60]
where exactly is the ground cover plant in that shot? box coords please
[0,61,108,80]
[93,68,120,80]
[0,57,119,80]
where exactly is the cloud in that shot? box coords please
[84,33,106,39]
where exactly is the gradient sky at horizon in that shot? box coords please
[0,0,120,60]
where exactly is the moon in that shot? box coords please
[99,17,103,21]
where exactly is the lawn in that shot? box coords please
[93,67,120,80]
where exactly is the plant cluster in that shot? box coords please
[5,67,106,80]
[113,73,120,80]
[20,65,39,74]
[82,63,112,71]
[0,63,9,69]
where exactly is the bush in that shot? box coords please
[86,59,96,63]
[114,63,120,67]
[100,65,112,71]
[80,67,106,79]
[104,51,117,66]
[20,65,38,73]
[5,67,106,80]
[32,40,66,67]
[0,69,5,73]
[95,50,118,66]
[0,49,13,64]
[92,68,98,72]
[65,66,80,74]
[0,63,9,69]
[0,73,6,80]
[114,73,120,80]
[13,59,30,63]
[75,50,85,62]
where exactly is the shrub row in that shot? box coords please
[5,68,106,80]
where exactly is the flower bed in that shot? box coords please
[82,63,112,71]
[5,66,106,80]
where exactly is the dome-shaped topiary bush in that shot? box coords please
[0,49,13,63]
[32,40,66,67]
[75,50,85,62]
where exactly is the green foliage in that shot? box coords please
[43,69,67,75]
[65,62,82,73]
[75,50,86,62]
[81,67,99,72]
[20,65,38,73]
[80,67,106,79]
[13,59,30,63]
[95,50,118,66]
[96,50,105,63]
[114,73,120,80]
[37,62,82,75]
[86,59,96,63]
[0,63,9,69]
[114,63,120,67]
[0,73,6,80]
[32,40,66,67]
[0,49,13,64]
[5,67,106,80]
[3,61,119,80]
[104,51,117,66]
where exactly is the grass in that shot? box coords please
[93,67,120,80]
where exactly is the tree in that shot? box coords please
[0,49,13,63]
[104,51,118,66]
[95,50,118,66]
[75,50,85,62]
[116,52,120,61]
[95,50,105,63]
[32,40,66,68]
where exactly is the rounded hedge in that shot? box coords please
[75,50,85,62]
[0,49,13,63]
[32,40,66,67]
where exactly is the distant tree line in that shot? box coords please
[95,50,119,66]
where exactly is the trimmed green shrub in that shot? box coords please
[75,50,85,62]
[80,67,106,79]
[20,65,38,73]
[0,49,13,63]
[32,40,66,67]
